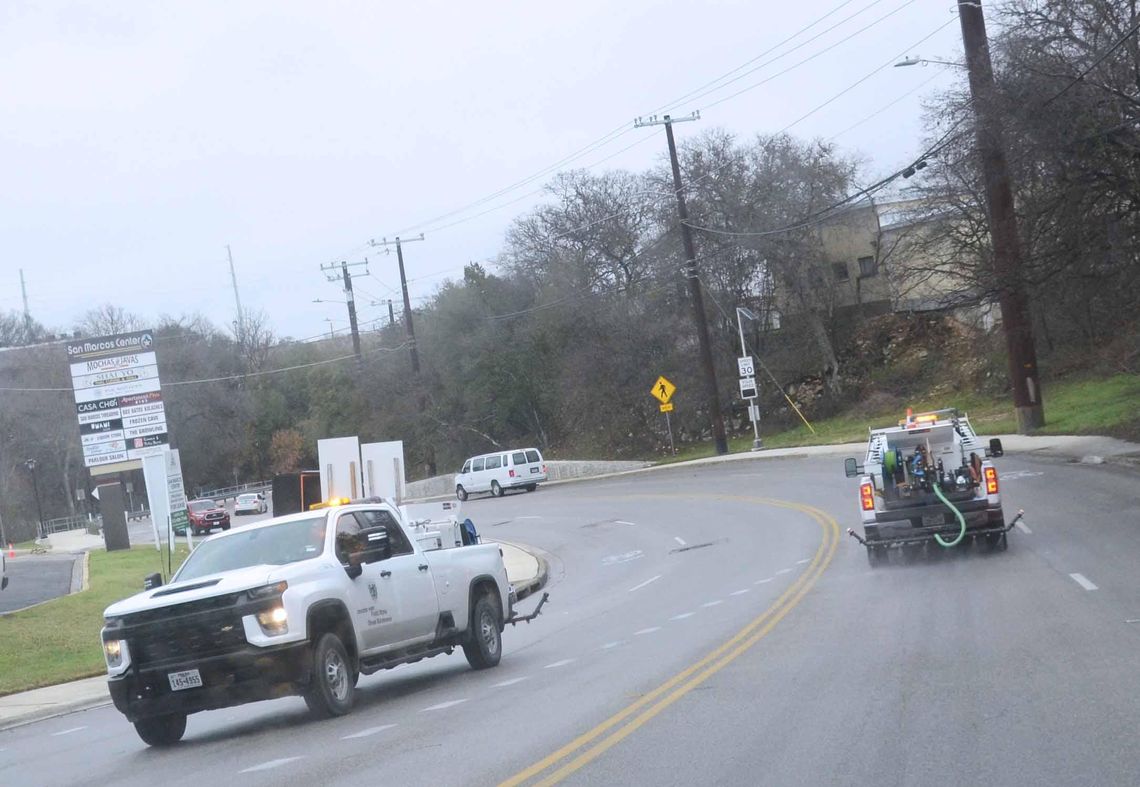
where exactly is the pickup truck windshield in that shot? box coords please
[175,516,328,581]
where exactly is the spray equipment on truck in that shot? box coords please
[843,408,1020,558]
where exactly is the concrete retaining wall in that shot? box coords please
[405,459,651,501]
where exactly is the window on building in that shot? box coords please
[858,256,878,277]
[832,262,849,281]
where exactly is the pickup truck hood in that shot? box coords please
[103,564,286,618]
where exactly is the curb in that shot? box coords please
[0,693,111,733]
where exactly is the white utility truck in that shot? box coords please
[844,409,1019,566]
[101,498,535,746]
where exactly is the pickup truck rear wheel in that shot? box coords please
[463,595,502,670]
[134,712,187,746]
[304,633,356,718]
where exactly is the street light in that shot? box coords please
[25,459,45,541]
[735,307,763,451]
[894,56,965,69]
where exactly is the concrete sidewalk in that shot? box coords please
[0,539,550,732]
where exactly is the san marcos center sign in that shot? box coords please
[67,329,169,468]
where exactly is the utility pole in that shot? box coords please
[387,299,396,328]
[958,0,1044,431]
[371,235,424,373]
[19,269,32,339]
[370,234,436,475]
[320,259,368,367]
[634,112,729,455]
[227,245,245,343]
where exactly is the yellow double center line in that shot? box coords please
[500,495,840,786]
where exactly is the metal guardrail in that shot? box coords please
[43,513,101,534]
[193,480,272,503]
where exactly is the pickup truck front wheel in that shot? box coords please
[134,712,186,746]
[463,595,502,670]
[304,633,356,718]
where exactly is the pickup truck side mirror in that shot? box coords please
[343,527,392,580]
[844,458,862,478]
[143,572,163,590]
[987,438,1004,458]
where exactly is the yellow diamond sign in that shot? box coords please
[651,375,676,404]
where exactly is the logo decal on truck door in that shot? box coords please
[368,582,378,601]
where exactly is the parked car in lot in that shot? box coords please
[234,493,268,516]
[186,499,230,535]
[455,448,547,501]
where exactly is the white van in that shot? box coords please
[455,448,547,500]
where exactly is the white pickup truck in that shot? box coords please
[844,408,1014,565]
[101,500,516,746]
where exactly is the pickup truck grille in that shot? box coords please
[131,610,248,664]
[120,593,252,666]
[203,512,225,521]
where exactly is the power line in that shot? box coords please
[1043,16,1140,106]
[0,341,414,392]
[692,0,918,112]
[373,0,905,242]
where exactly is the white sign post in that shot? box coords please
[166,449,191,552]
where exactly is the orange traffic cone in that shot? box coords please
[7,542,13,558]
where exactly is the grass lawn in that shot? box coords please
[0,544,188,697]
[653,374,1140,464]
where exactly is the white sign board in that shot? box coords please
[737,356,755,378]
[739,376,758,400]
[67,330,169,467]
[318,436,363,502]
[166,449,189,537]
[141,450,169,551]
[361,441,406,503]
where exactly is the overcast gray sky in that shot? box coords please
[2,0,964,341]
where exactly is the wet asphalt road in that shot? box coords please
[1,453,1138,786]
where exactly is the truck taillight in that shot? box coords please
[860,482,875,511]
[984,466,999,494]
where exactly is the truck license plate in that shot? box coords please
[168,669,203,691]
[922,513,945,527]
[530,467,539,474]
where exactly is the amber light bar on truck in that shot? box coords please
[860,482,875,511]
[309,497,352,510]
[984,466,999,495]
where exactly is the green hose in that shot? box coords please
[932,482,967,547]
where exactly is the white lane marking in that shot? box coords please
[730,589,750,596]
[674,536,686,546]
[628,574,662,593]
[51,727,87,737]
[493,677,530,687]
[754,578,773,585]
[670,612,695,620]
[634,627,661,636]
[240,757,303,773]
[615,520,636,526]
[796,558,811,565]
[701,600,723,608]
[1069,573,1099,591]
[1015,521,1032,534]
[776,568,793,575]
[422,699,469,712]
[601,641,624,650]
[603,550,644,565]
[1126,619,1140,624]
[342,724,397,740]
[544,659,575,669]
[515,516,542,520]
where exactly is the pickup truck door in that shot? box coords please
[353,510,440,648]
[333,512,392,652]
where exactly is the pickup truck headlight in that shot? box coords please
[256,605,288,635]
[247,581,288,601]
[103,639,126,668]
